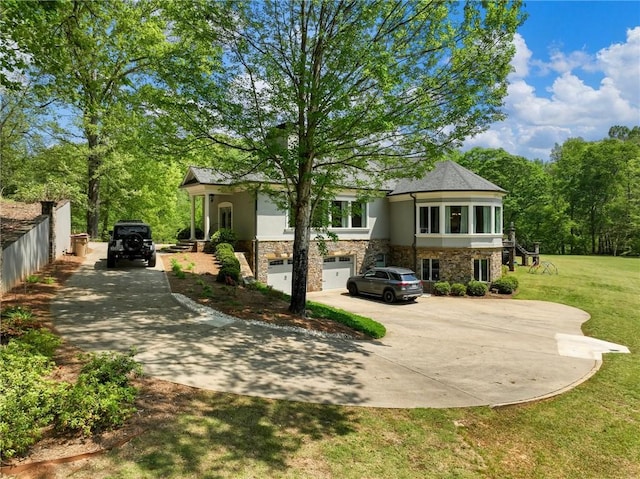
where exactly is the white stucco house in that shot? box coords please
[180,160,506,293]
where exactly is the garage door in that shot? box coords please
[322,256,353,291]
[267,259,293,294]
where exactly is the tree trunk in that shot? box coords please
[288,176,312,316]
[86,130,101,238]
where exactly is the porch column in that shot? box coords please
[203,194,211,241]
[190,195,196,240]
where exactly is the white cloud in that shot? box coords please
[464,27,640,161]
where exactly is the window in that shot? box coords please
[445,206,468,234]
[474,259,489,282]
[494,206,502,234]
[289,200,367,229]
[331,201,348,228]
[219,203,232,230]
[474,206,491,233]
[418,206,440,234]
[351,202,367,228]
[375,253,386,267]
[421,259,440,281]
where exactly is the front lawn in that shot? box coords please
[3,255,639,478]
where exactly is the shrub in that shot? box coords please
[491,275,519,294]
[450,283,466,297]
[432,281,451,296]
[467,280,488,297]
[56,350,142,435]
[211,228,237,247]
[1,306,36,338]
[217,264,241,284]
[176,227,203,240]
[215,243,241,284]
[0,337,63,459]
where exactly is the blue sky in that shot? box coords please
[464,0,640,161]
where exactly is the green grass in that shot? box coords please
[37,256,640,478]
[251,281,387,339]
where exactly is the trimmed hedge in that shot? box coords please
[215,242,241,283]
[211,228,237,248]
[450,283,466,297]
[467,280,488,297]
[491,275,519,294]
[432,281,451,296]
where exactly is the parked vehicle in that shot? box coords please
[346,267,423,303]
[107,220,156,268]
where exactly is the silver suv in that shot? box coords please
[346,267,423,303]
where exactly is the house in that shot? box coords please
[179,160,506,293]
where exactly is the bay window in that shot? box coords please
[445,206,468,234]
[474,206,491,233]
[418,206,440,234]
[494,206,502,234]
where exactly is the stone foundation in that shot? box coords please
[390,246,503,284]
[252,239,389,292]
[238,238,501,292]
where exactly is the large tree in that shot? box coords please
[2,0,215,237]
[168,0,524,314]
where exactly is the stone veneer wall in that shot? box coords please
[238,239,501,291]
[390,246,503,284]
[251,239,390,292]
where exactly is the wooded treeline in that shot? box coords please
[1,1,638,257]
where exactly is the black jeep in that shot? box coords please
[107,220,156,268]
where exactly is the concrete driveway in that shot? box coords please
[51,242,625,408]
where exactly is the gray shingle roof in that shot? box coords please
[182,160,505,195]
[181,167,266,187]
[388,160,505,196]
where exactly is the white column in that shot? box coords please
[190,196,196,240]
[203,194,211,241]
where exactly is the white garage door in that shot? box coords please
[267,259,293,295]
[322,256,353,291]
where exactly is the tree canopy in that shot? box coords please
[165,0,524,313]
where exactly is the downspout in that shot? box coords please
[410,193,417,273]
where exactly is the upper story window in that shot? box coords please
[417,203,502,235]
[219,202,232,230]
[288,200,368,229]
[331,201,367,228]
[494,206,502,234]
[418,206,440,234]
[474,206,491,233]
[445,206,468,234]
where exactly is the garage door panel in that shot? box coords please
[322,256,353,291]
[268,259,293,295]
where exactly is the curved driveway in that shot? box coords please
[51,243,618,408]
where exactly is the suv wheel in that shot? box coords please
[147,252,157,267]
[382,289,396,304]
[347,283,358,296]
[107,254,116,268]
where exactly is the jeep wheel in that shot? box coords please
[107,254,116,268]
[147,252,157,267]
[382,289,396,304]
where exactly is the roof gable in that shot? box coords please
[388,160,505,196]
